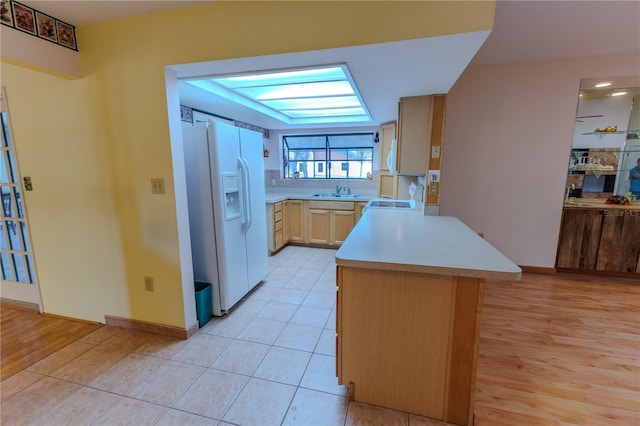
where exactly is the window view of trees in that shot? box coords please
[283,133,373,179]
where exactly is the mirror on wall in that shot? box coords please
[566,76,640,202]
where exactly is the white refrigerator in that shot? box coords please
[182,121,268,316]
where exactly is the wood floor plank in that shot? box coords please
[1,303,101,381]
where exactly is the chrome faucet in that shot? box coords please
[335,185,351,195]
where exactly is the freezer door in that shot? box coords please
[239,128,269,289]
[208,122,250,314]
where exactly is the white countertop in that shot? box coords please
[336,209,522,280]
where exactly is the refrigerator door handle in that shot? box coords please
[238,156,252,231]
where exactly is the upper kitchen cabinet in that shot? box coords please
[378,121,398,198]
[393,95,447,178]
[396,95,434,175]
[379,121,397,172]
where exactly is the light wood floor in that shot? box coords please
[1,272,638,425]
[1,303,102,381]
[474,272,639,425]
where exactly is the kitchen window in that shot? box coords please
[283,132,373,179]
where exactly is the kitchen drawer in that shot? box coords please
[275,220,283,232]
[275,230,283,248]
[308,200,355,210]
[274,201,283,213]
[275,211,283,223]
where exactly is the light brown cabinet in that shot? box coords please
[282,200,290,243]
[378,121,397,172]
[269,199,358,252]
[307,208,331,245]
[267,201,288,255]
[396,95,434,175]
[336,266,483,425]
[379,95,446,205]
[289,200,304,243]
[304,200,355,247]
[378,121,398,199]
[378,174,398,199]
[355,202,367,223]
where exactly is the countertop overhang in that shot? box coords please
[336,209,522,281]
[563,199,640,210]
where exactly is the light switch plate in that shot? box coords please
[151,178,165,194]
[431,146,441,158]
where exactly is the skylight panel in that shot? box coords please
[236,81,354,101]
[283,107,366,118]
[261,95,361,110]
[215,67,347,88]
[183,64,371,125]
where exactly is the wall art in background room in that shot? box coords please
[36,11,56,42]
[12,1,35,34]
[1,0,13,26]
[56,19,76,50]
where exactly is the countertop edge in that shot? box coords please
[563,202,640,210]
[335,257,522,281]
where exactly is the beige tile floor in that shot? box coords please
[1,246,447,426]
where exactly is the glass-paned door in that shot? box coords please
[1,87,41,308]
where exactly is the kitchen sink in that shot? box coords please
[312,193,360,199]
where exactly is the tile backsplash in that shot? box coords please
[264,170,378,193]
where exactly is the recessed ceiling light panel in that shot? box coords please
[594,82,612,88]
[183,64,372,125]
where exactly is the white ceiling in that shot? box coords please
[172,32,490,130]
[21,0,640,130]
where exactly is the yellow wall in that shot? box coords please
[0,62,128,321]
[1,1,494,328]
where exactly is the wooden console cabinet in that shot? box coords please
[556,205,640,274]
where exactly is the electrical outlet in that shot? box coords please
[151,178,165,194]
[144,276,154,292]
[431,146,441,158]
[271,178,276,186]
[430,182,439,194]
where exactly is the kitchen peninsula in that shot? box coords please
[335,209,521,426]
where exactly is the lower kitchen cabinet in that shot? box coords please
[283,200,290,243]
[267,201,288,255]
[307,208,331,245]
[289,200,304,243]
[556,206,640,274]
[305,200,355,247]
[269,199,360,251]
[336,265,483,425]
[355,202,367,223]
[331,209,355,245]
